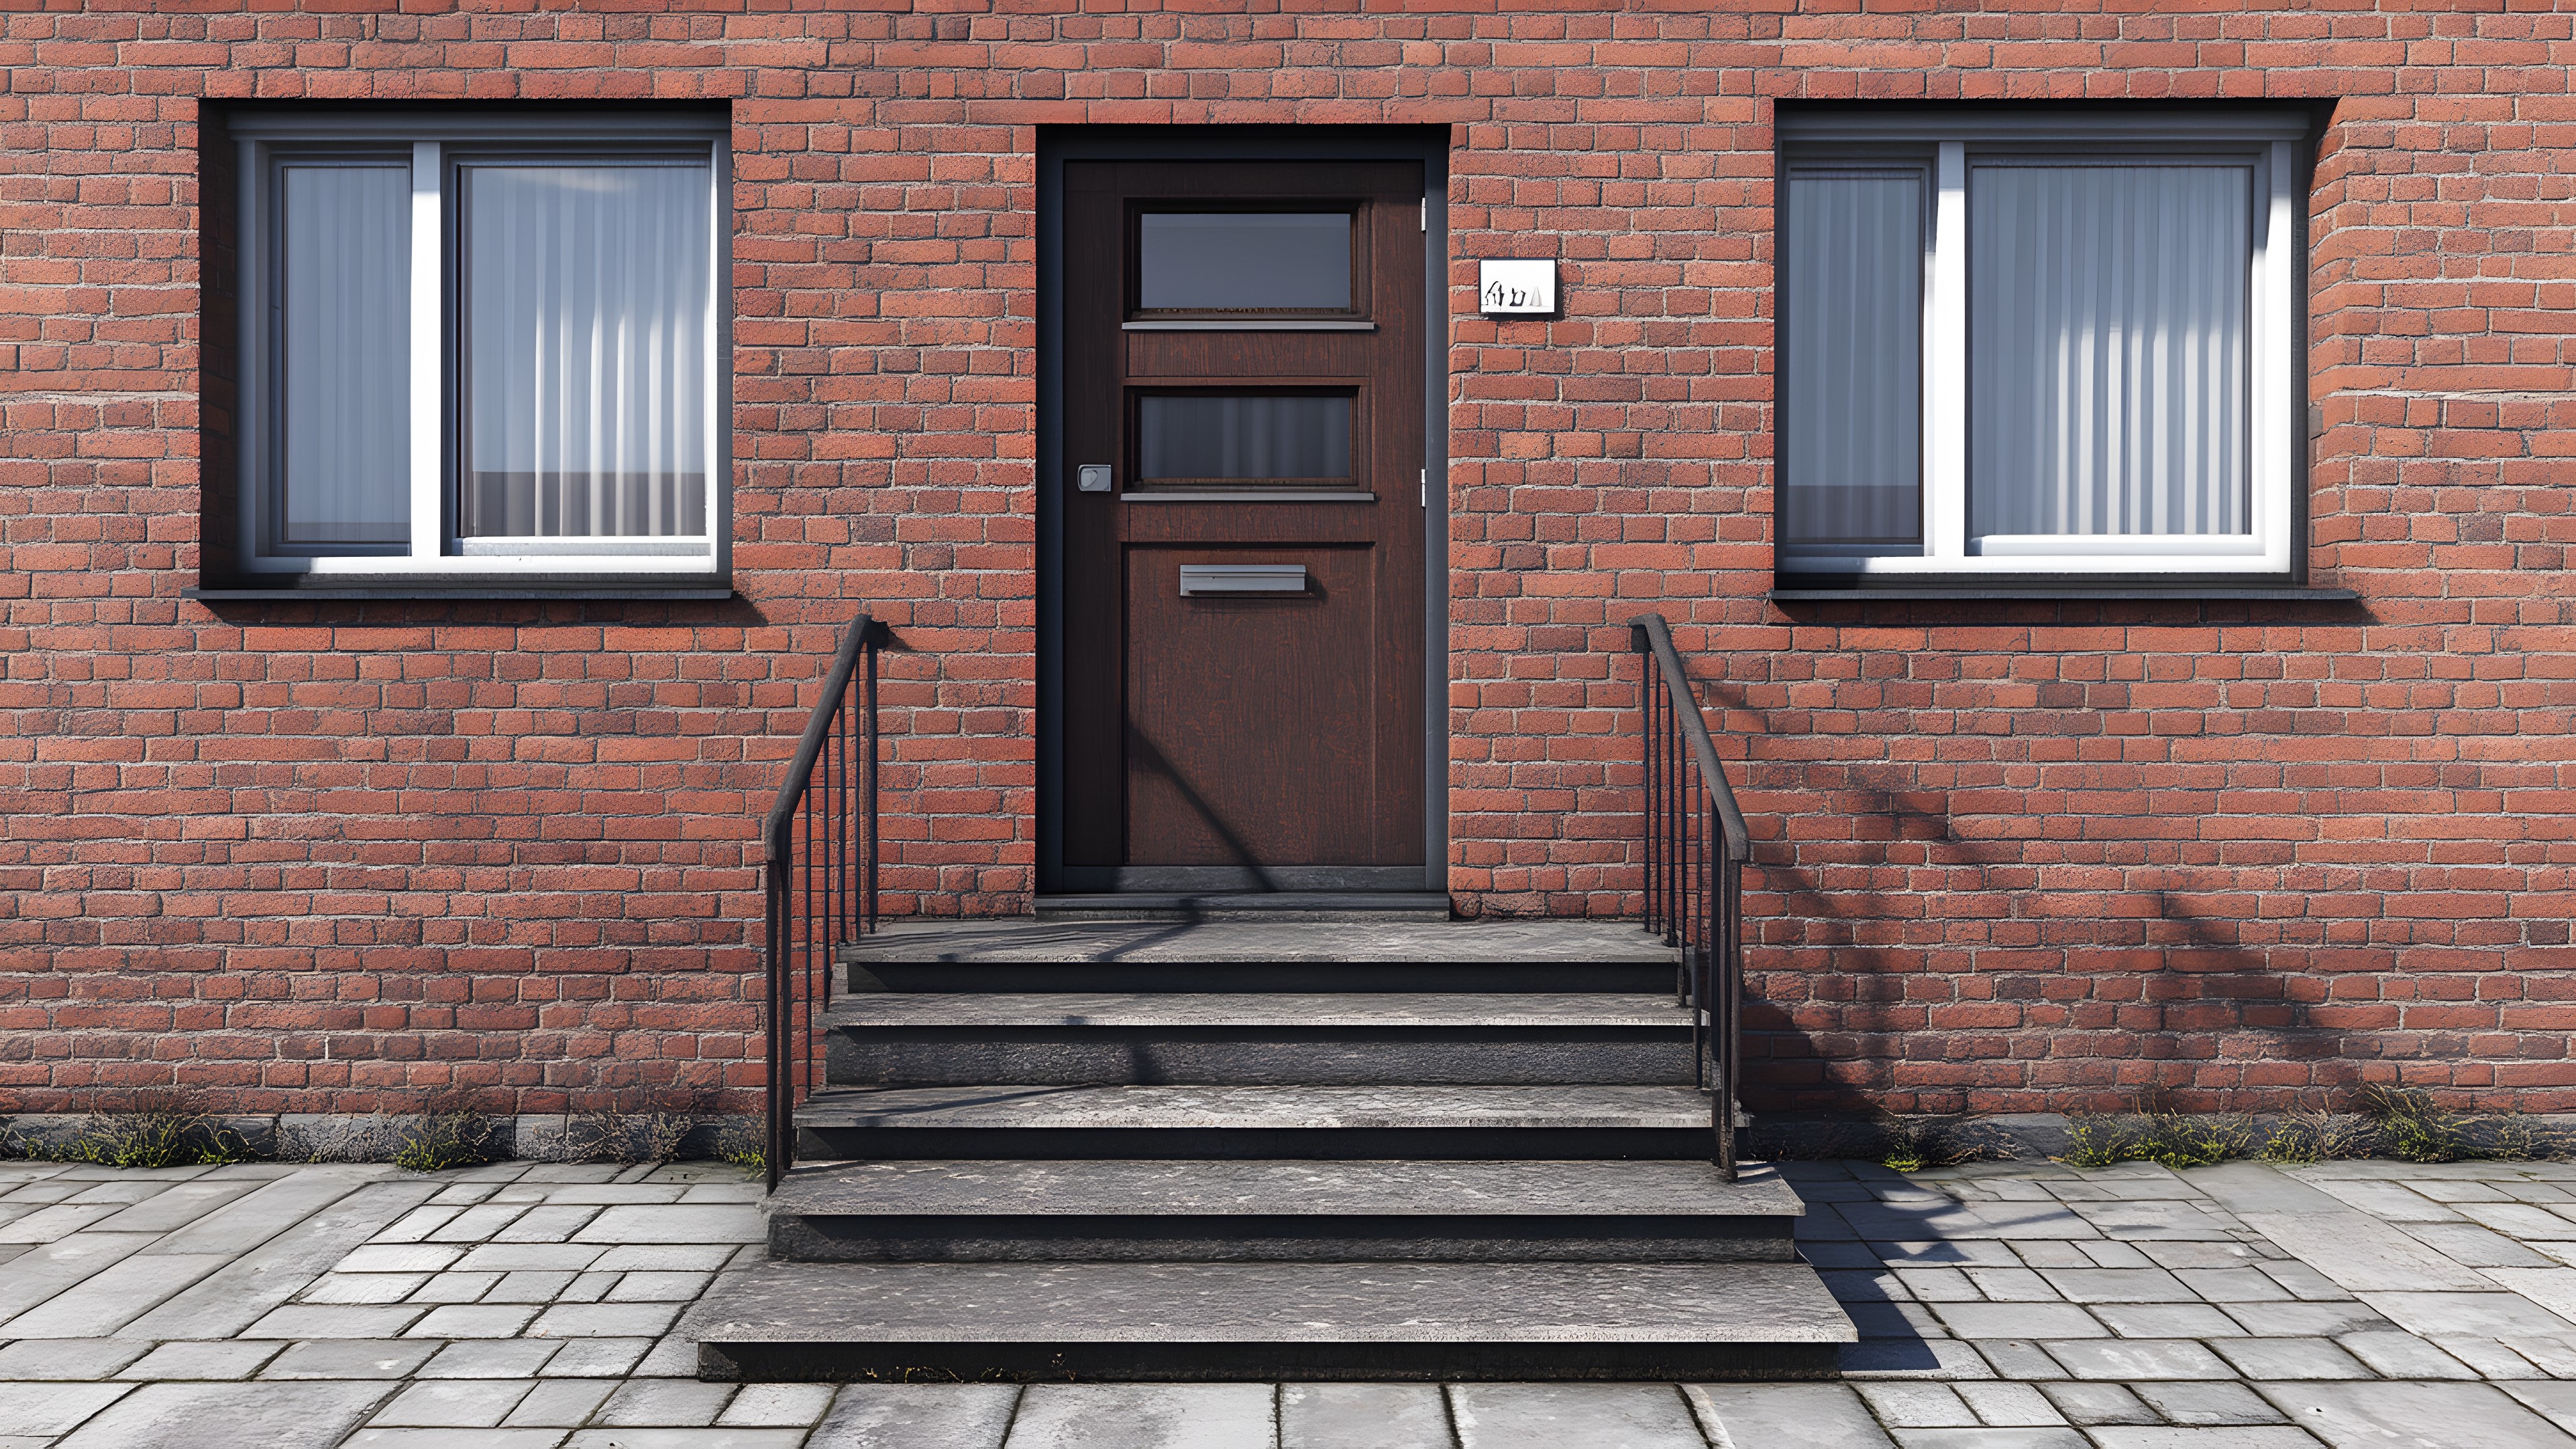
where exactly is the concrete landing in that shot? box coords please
[845,917,1676,965]
[690,1259,1855,1382]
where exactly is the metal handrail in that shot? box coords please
[1627,612,1747,1179]
[763,612,889,1192]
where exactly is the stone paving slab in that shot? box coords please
[12,1158,2576,1444]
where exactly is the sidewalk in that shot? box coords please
[1,1155,2573,1446]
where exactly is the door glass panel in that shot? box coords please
[1137,213,1351,312]
[1136,393,1352,486]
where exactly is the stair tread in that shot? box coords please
[849,918,1676,965]
[824,991,1688,1029]
[686,1258,1858,1346]
[795,1083,1713,1130]
[769,1158,1799,1219]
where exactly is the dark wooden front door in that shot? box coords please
[1062,160,1426,893]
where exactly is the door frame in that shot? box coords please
[1036,126,1451,895]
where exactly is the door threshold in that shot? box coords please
[1035,892,1452,922]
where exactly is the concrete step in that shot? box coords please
[792,1084,1721,1160]
[822,992,1697,1087]
[764,1158,1801,1263]
[689,1258,1856,1382]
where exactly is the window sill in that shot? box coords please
[1770,583,2357,602]
[186,576,733,601]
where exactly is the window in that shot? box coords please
[230,111,727,580]
[1777,110,2304,582]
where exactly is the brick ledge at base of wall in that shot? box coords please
[0,1112,746,1167]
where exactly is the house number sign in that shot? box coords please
[1479,259,1556,316]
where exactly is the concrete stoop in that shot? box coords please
[686,918,1858,1381]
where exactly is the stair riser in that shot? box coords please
[826,1030,1695,1087]
[845,963,1679,995]
[768,1215,1797,1264]
[698,1338,1841,1383]
[793,1126,1719,1161]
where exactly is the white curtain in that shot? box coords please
[1782,169,1923,545]
[463,162,710,538]
[280,162,410,546]
[1969,164,2249,539]
[1136,394,1351,481]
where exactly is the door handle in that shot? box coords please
[1177,564,1308,597]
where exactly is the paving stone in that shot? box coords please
[592,1244,741,1273]
[809,1383,1020,1449]
[1006,1383,1278,1449]
[558,1271,618,1303]
[145,1173,380,1258]
[2459,1205,2576,1241]
[720,1382,839,1426]
[345,1413,566,1433]
[1931,1301,2108,1339]
[2139,1242,2270,1272]
[2134,1381,2292,1426]
[2074,1242,2157,1269]
[417,1338,566,1378]
[336,1245,467,1275]
[2236,1210,2490,1293]
[2216,1302,2389,1338]
[1956,1381,2066,1427]
[1799,1241,1882,1269]
[453,1244,611,1273]
[2171,1269,2297,1303]
[2095,1303,2247,1338]
[1964,1267,2061,1302]
[480,1271,576,1303]
[494,1207,603,1243]
[2400,1222,2561,1269]
[2430,1335,2550,1379]
[1977,1340,2070,1380]
[2037,1381,2157,1426]
[0,1203,128,1242]
[1854,1383,1976,1427]
[2501,1381,2576,1436]
[2206,1336,2373,1381]
[0,1336,153,1380]
[369,1378,537,1428]
[2255,1380,2573,1448]
[573,1205,765,1244]
[2498,1334,2576,1378]
[261,1338,442,1380]
[1845,1299,1955,1339]
[2251,1261,2357,1301]
[633,1331,698,1377]
[597,1377,738,1427]
[2039,1268,2197,1303]
[2481,1268,2576,1326]
[0,1381,136,1435]
[0,1234,160,1325]
[1824,1269,1909,1305]
[84,1180,262,1235]
[408,1273,506,1305]
[503,1379,617,1428]
[527,1301,683,1338]
[1280,1385,1450,1448]
[564,1423,804,1433]
[115,1340,286,1381]
[310,1273,436,1304]
[2360,1291,2576,1340]
[2333,1330,2477,1380]
[2080,1430,2320,1448]
[56,1380,388,1449]
[243,1305,425,1339]
[1838,1338,1996,1379]
[610,1271,715,1301]
[2070,1203,2239,1242]
[537,1338,653,1377]
[125,1181,445,1340]
[1876,1240,2025,1267]
[1450,1384,1701,1449]
[2040,1338,2235,1381]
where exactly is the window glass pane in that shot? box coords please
[462,161,710,538]
[278,162,409,547]
[1138,213,1350,311]
[1783,168,1923,546]
[1136,394,1352,482]
[1970,164,2250,538]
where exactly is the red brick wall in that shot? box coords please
[3,3,2569,1118]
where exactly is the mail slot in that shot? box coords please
[1177,564,1308,597]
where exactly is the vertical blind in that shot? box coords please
[1969,164,2251,539]
[1782,168,1925,545]
[278,162,411,546]
[462,162,711,539]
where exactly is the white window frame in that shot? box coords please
[231,110,731,580]
[1777,109,2305,581]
